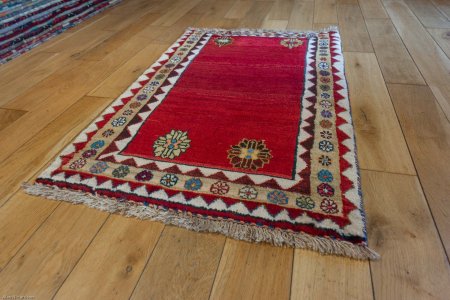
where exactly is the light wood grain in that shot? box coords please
[131,226,225,300]
[431,0,450,19]
[0,109,26,132]
[363,170,450,299]
[268,0,295,20]
[210,240,293,300]
[291,252,372,299]
[388,83,450,256]
[152,0,203,26]
[225,0,254,19]
[365,18,425,85]
[358,0,388,19]
[337,4,373,52]
[314,0,338,24]
[54,216,164,300]
[0,96,111,205]
[0,204,108,299]
[405,0,450,28]
[0,52,56,86]
[89,43,169,98]
[261,19,289,29]
[384,0,450,120]
[0,193,59,270]
[428,27,450,58]
[238,1,275,28]
[287,0,314,30]
[344,52,416,174]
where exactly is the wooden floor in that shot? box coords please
[0,0,449,299]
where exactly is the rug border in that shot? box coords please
[22,26,379,260]
[23,183,379,260]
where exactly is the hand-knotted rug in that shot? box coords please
[24,27,379,260]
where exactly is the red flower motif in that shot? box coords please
[317,183,334,197]
[320,198,338,214]
[210,181,230,195]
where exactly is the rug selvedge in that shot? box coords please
[23,27,380,260]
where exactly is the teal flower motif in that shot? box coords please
[318,169,333,182]
[91,140,105,149]
[185,178,202,191]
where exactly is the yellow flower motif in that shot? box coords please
[153,130,191,159]
[280,38,303,49]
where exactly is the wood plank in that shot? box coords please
[238,1,275,28]
[0,53,71,107]
[0,96,112,205]
[78,12,162,61]
[287,0,314,30]
[365,18,426,85]
[0,193,59,270]
[54,216,164,300]
[225,0,254,19]
[337,4,373,52]
[388,83,450,255]
[210,240,292,300]
[431,0,450,19]
[89,43,169,98]
[314,0,338,24]
[0,203,108,299]
[358,0,389,19]
[0,52,56,85]
[344,52,416,174]
[152,0,203,26]
[384,0,450,121]
[193,0,240,28]
[268,0,295,20]
[291,252,372,299]
[131,226,225,300]
[0,35,158,163]
[152,12,205,43]
[405,0,450,28]
[261,19,289,29]
[0,109,27,132]
[427,27,450,58]
[362,170,450,299]
[40,28,114,58]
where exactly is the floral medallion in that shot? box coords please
[153,130,191,159]
[227,139,272,170]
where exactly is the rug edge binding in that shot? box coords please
[186,26,340,35]
[22,182,380,261]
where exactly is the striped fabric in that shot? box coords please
[0,0,120,64]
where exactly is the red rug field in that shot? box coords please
[24,27,379,260]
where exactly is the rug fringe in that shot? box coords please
[186,26,340,35]
[22,183,379,261]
